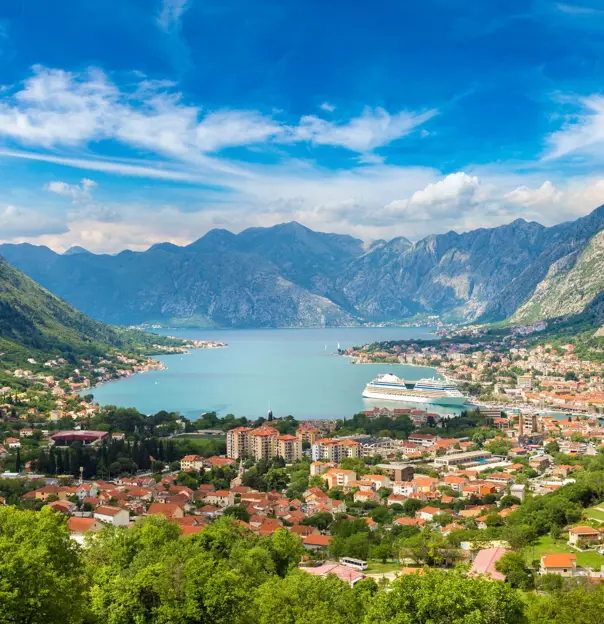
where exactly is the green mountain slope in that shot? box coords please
[0,255,177,366]
[511,229,604,324]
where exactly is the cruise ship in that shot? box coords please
[362,374,469,407]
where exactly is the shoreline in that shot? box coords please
[85,340,228,392]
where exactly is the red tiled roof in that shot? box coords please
[95,505,124,517]
[303,534,332,547]
[569,525,599,535]
[67,517,100,534]
[541,554,576,568]
[180,525,204,536]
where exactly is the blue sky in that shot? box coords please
[1,0,604,251]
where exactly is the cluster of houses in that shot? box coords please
[1,433,602,583]
[13,466,348,551]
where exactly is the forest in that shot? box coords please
[2,506,602,624]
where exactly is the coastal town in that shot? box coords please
[346,334,604,414]
[2,389,604,587]
[1,322,604,617]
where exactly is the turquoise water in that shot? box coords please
[90,327,467,420]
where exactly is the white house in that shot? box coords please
[94,505,130,527]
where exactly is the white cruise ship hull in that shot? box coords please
[362,388,468,407]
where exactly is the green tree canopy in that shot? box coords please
[365,569,526,624]
[0,506,86,624]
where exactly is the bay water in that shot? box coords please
[90,327,466,420]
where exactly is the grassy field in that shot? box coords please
[171,433,226,440]
[525,535,604,569]
[365,561,405,574]
[584,506,604,522]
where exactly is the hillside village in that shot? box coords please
[2,395,604,588]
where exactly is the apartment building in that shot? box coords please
[227,425,302,462]
[250,426,280,461]
[275,434,302,462]
[296,425,322,445]
[226,426,253,459]
[180,455,204,471]
[311,438,361,462]
[322,468,357,489]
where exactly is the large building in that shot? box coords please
[434,450,492,469]
[227,426,301,462]
[311,438,361,462]
[180,455,204,471]
[250,426,280,461]
[376,463,414,482]
[296,424,322,445]
[275,434,302,462]
[517,375,533,390]
[226,427,252,459]
[322,468,357,489]
[50,430,108,446]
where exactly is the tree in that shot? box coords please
[254,571,365,624]
[14,448,21,474]
[369,543,391,563]
[365,569,526,624]
[495,552,533,589]
[503,524,537,551]
[432,512,454,527]
[0,506,86,624]
[265,468,288,492]
[535,573,564,592]
[301,511,333,532]
[87,516,262,624]
[370,505,391,524]
[500,495,522,509]
[223,505,251,522]
[402,498,423,517]
[526,585,604,624]
[267,529,305,577]
[545,441,560,455]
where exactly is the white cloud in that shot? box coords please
[0,66,435,172]
[194,110,282,152]
[544,95,604,160]
[0,205,67,239]
[44,178,97,200]
[555,2,604,15]
[13,168,604,253]
[157,0,190,32]
[0,148,211,182]
[320,102,335,112]
[505,180,562,207]
[376,172,482,223]
[2,66,604,251]
[290,106,437,153]
[0,66,116,147]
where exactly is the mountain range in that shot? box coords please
[1,207,603,328]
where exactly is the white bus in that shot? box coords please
[340,557,368,571]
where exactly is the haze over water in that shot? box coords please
[90,327,467,421]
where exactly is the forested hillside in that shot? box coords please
[0,256,183,366]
